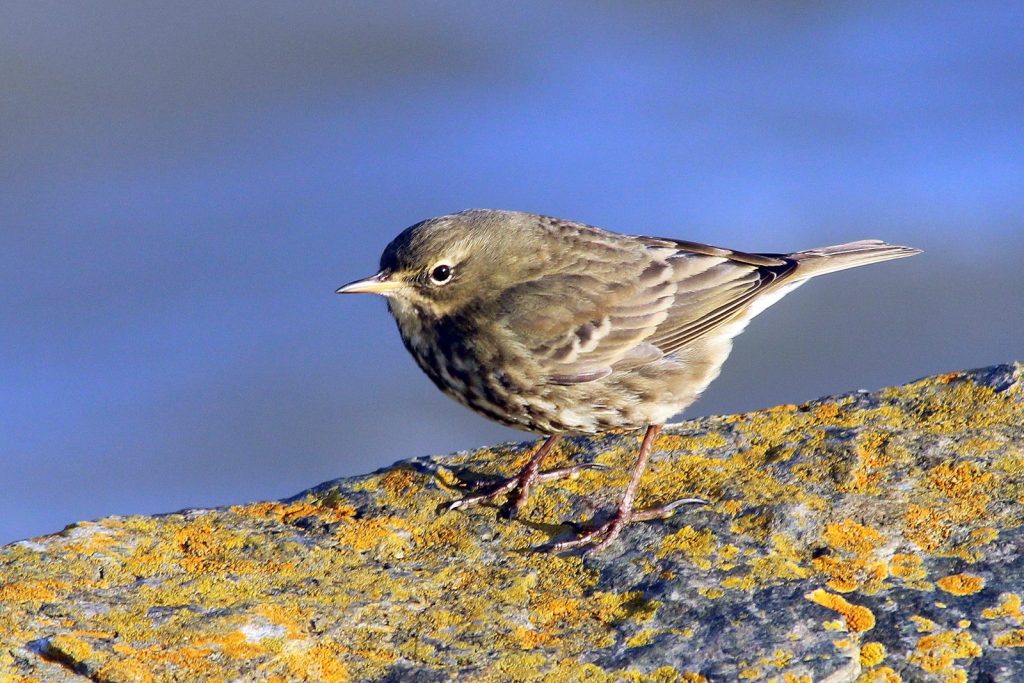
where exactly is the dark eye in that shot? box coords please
[429,264,453,284]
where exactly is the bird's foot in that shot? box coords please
[548,497,708,555]
[443,463,609,520]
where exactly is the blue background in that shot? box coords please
[3,2,1022,544]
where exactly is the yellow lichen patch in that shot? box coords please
[720,500,743,516]
[282,642,351,682]
[908,630,982,675]
[64,527,121,555]
[332,516,414,555]
[0,579,64,604]
[856,666,902,682]
[903,504,951,553]
[657,526,716,568]
[813,554,887,594]
[780,674,812,683]
[528,589,658,651]
[935,573,985,596]
[95,657,156,683]
[255,604,309,640]
[889,553,926,581]
[44,634,107,671]
[697,587,724,600]
[981,593,1022,623]
[815,403,841,420]
[842,430,898,494]
[748,534,810,584]
[928,460,994,501]
[657,432,728,451]
[910,615,938,633]
[860,641,886,667]
[805,589,875,632]
[721,574,756,592]
[823,519,885,554]
[244,499,357,524]
[969,526,999,547]
[993,629,1024,647]
[378,466,425,500]
[730,514,771,542]
[625,629,657,649]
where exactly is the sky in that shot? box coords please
[2,1,1022,544]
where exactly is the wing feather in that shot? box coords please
[495,227,797,384]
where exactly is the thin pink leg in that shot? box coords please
[550,425,706,554]
[446,435,600,518]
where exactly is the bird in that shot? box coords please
[337,209,920,554]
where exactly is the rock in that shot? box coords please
[2,364,1023,682]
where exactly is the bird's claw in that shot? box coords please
[442,462,605,518]
[545,496,709,555]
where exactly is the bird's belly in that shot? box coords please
[412,342,718,435]
[398,314,732,435]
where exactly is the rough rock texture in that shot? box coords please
[2,365,1024,683]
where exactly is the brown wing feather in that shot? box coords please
[497,226,797,384]
[647,252,797,354]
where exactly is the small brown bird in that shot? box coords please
[338,209,920,553]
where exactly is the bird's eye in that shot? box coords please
[429,264,453,284]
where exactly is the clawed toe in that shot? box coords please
[442,459,603,519]
[442,477,519,512]
[545,496,709,555]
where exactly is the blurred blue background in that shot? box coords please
[2,2,1022,544]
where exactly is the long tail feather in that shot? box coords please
[791,240,921,279]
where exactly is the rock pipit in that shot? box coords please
[338,209,920,553]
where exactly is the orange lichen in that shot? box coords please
[860,641,886,667]
[813,554,887,594]
[981,592,1023,624]
[993,629,1024,647]
[843,431,897,494]
[910,615,938,633]
[928,461,994,501]
[0,579,63,603]
[908,630,981,674]
[903,504,950,553]
[781,675,812,683]
[856,667,901,682]
[935,573,985,596]
[245,499,357,524]
[814,403,841,420]
[889,553,926,581]
[805,589,875,632]
[657,526,716,567]
[823,519,885,554]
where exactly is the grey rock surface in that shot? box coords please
[1,364,1022,682]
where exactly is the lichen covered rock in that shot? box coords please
[2,364,1023,682]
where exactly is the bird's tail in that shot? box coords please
[790,240,921,279]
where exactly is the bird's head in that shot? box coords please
[337,209,545,318]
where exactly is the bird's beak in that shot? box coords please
[335,271,404,295]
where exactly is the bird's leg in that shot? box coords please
[444,435,605,518]
[549,425,706,555]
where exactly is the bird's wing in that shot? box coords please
[495,235,797,384]
[494,247,677,384]
[638,237,797,355]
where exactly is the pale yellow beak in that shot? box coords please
[335,272,404,295]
